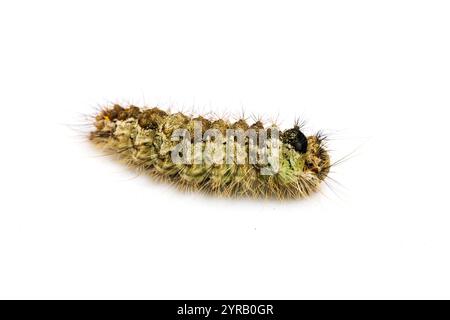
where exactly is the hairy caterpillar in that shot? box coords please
[89,104,331,199]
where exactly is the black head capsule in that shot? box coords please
[282,127,308,154]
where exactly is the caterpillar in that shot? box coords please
[89,104,331,199]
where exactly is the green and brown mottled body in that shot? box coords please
[89,104,330,199]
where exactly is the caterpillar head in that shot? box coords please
[282,127,330,181]
[282,126,308,154]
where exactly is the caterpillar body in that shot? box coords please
[89,104,331,199]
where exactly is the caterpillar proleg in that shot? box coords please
[89,104,331,199]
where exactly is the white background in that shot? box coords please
[0,0,449,299]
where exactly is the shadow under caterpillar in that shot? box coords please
[89,104,331,200]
